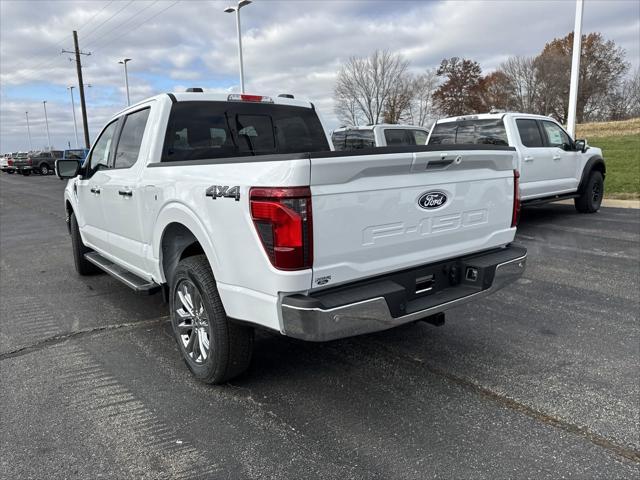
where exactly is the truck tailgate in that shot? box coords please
[309,148,517,289]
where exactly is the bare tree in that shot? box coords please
[408,69,439,126]
[499,56,539,112]
[383,74,414,124]
[334,50,410,126]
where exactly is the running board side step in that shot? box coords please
[84,252,161,295]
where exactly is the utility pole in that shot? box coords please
[25,112,33,151]
[566,0,584,138]
[63,31,91,148]
[68,86,79,148]
[43,101,51,150]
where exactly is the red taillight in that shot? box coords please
[250,187,313,270]
[7,160,13,166]
[27,158,32,165]
[512,169,521,227]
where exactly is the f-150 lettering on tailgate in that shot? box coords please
[362,208,488,246]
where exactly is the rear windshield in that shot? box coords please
[162,101,329,162]
[429,119,508,146]
[332,129,376,151]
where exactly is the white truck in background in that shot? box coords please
[427,113,606,212]
[56,91,526,384]
[332,124,429,151]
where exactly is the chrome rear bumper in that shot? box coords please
[281,245,526,341]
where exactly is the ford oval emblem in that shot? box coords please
[418,191,447,209]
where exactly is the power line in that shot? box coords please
[81,0,135,43]
[77,0,117,34]
[7,0,115,74]
[84,0,161,50]
[89,1,182,55]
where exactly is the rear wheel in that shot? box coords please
[39,164,50,175]
[170,255,253,384]
[575,171,604,213]
[70,211,100,275]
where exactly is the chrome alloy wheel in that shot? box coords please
[174,279,210,364]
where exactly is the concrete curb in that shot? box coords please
[556,198,640,209]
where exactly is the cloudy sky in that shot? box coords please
[1,0,638,152]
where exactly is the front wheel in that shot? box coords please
[170,255,253,384]
[39,164,50,175]
[575,171,604,213]
[70,212,100,275]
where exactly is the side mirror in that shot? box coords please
[574,139,588,153]
[55,159,80,179]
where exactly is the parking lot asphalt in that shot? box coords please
[1,173,638,479]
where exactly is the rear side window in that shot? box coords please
[114,108,150,169]
[332,130,375,150]
[429,119,508,146]
[162,101,329,162]
[384,129,413,146]
[516,119,544,148]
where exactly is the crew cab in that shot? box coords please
[427,113,606,212]
[15,150,63,176]
[332,124,429,151]
[56,91,526,383]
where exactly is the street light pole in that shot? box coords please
[224,0,252,93]
[566,0,584,138]
[68,86,79,148]
[119,58,131,106]
[25,112,33,151]
[43,101,51,151]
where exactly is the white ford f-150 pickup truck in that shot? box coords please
[56,91,526,383]
[427,113,606,213]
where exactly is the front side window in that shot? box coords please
[541,121,572,149]
[114,108,150,169]
[516,119,544,148]
[429,119,508,146]
[412,130,429,145]
[88,120,119,173]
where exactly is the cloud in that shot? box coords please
[1,0,638,152]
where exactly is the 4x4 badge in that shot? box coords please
[206,185,240,201]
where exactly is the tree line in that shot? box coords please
[334,32,640,127]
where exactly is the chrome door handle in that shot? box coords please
[90,186,101,194]
[523,156,534,162]
[118,189,133,197]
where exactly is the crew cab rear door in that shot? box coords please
[309,147,517,288]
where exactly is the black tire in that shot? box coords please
[39,163,50,175]
[70,211,100,275]
[170,255,253,384]
[6,170,14,174]
[575,171,604,213]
